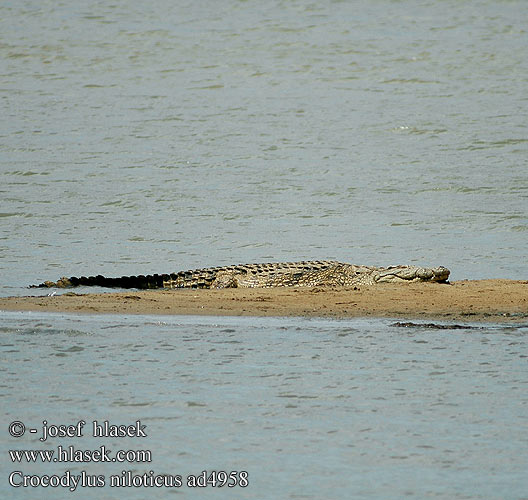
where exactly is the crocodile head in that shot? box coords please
[374,265,450,283]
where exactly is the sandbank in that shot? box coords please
[1,280,527,323]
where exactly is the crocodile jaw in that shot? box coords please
[374,266,450,283]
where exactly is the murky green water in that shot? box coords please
[1,1,527,498]
[1,0,527,294]
[1,312,527,499]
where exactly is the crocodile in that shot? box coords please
[32,260,450,290]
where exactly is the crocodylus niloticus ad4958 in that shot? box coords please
[32,261,450,289]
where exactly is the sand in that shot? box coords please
[1,280,527,323]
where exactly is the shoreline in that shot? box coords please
[1,279,527,323]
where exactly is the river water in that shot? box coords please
[1,0,527,498]
[1,312,527,499]
[1,0,527,291]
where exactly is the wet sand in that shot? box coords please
[1,280,527,323]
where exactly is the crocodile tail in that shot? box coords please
[31,274,169,289]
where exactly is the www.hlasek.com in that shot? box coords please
[7,419,248,490]
[9,445,152,464]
